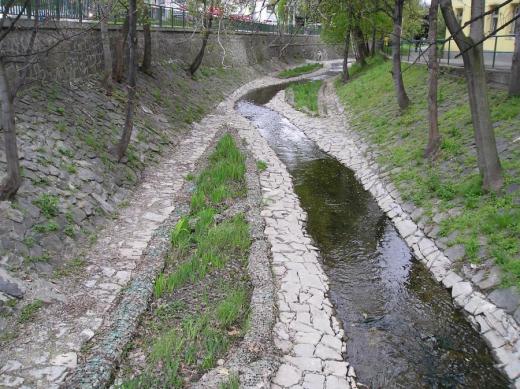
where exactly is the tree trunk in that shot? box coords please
[100,13,113,95]
[371,26,377,56]
[189,14,213,76]
[353,25,368,65]
[113,15,129,83]
[440,0,503,192]
[391,0,410,110]
[425,0,441,159]
[113,0,137,161]
[0,60,21,200]
[509,10,520,96]
[342,30,351,83]
[141,6,152,75]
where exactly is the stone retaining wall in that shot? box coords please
[0,20,342,83]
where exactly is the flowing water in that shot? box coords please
[236,85,509,388]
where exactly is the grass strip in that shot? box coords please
[118,133,251,388]
[278,63,323,78]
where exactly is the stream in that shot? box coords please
[236,81,509,388]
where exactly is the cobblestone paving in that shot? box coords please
[266,80,520,388]
[0,114,227,388]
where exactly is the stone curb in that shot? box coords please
[267,82,520,388]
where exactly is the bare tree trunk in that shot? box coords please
[392,0,410,109]
[100,12,113,95]
[189,14,213,76]
[342,30,351,83]
[425,0,441,159]
[113,0,137,161]
[0,0,39,199]
[0,61,21,200]
[509,10,520,96]
[141,5,152,75]
[113,15,129,83]
[440,0,503,192]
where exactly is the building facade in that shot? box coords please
[446,0,519,55]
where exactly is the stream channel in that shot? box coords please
[236,77,509,388]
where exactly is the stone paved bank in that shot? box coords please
[266,80,520,388]
[238,122,357,389]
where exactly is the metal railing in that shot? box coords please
[0,0,321,35]
[384,34,516,69]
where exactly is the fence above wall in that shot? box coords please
[0,0,322,36]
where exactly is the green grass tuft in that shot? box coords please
[289,80,322,114]
[278,63,323,78]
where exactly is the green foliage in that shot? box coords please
[33,220,59,233]
[278,63,323,78]
[58,147,74,158]
[19,300,43,323]
[154,133,250,299]
[220,375,240,389]
[125,285,249,388]
[155,215,250,297]
[170,217,191,252]
[256,160,268,172]
[33,194,60,218]
[53,257,86,278]
[138,133,252,387]
[335,59,520,287]
[289,80,322,114]
[216,288,248,328]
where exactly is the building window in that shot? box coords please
[455,8,463,25]
[490,7,499,33]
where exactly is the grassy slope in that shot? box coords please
[289,80,322,113]
[278,63,323,78]
[336,56,520,288]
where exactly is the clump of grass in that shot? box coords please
[278,62,323,78]
[19,300,43,323]
[220,375,240,389]
[33,221,59,233]
[256,160,268,172]
[288,80,322,114]
[33,194,59,218]
[154,133,250,300]
[53,257,86,278]
[155,214,250,297]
